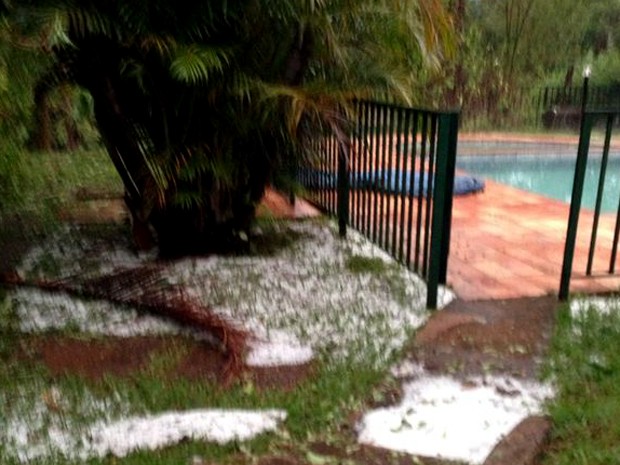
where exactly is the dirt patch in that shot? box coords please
[308,441,461,465]
[379,296,560,465]
[253,442,464,465]
[33,335,167,379]
[410,296,558,379]
[483,415,552,465]
[20,334,313,390]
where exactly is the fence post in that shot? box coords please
[337,140,349,238]
[559,112,594,300]
[439,113,458,285]
[586,114,613,275]
[427,111,459,309]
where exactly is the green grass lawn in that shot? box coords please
[0,145,123,226]
[11,140,620,465]
[0,144,430,464]
[0,217,418,464]
[0,312,388,464]
[543,300,620,464]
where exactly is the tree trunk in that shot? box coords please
[66,40,274,257]
[60,85,82,151]
[31,80,53,151]
[447,0,466,108]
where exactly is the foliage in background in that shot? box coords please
[0,147,122,225]
[428,0,619,130]
[0,14,104,234]
[589,51,620,88]
[0,18,45,143]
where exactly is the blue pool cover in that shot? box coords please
[301,169,485,196]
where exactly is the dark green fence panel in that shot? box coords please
[560,110,620,300]
[299,100,459,309]
[538,84,620,129]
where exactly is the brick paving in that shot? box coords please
[283,173,620,301]
[448,178,620,300]
[268,147,620,303]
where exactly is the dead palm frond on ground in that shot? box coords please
[0,264,249,377]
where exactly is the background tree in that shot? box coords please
[424,0,595,127]
[3,0,453,256]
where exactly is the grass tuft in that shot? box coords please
[345,255,387,274]
[543,300,620,464]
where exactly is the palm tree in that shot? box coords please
[4,0,453,256]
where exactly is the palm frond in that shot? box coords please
[169,45,229,84]
[139,33,176,58]
[65,6,118,40]
[41,9,72,48]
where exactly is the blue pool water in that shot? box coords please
[456,152,620,213]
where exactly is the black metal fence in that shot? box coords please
[458,84,620,130]
[537,84,620,129]
[298,100,459,309]
[560,110,620,299]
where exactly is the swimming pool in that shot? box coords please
[456,149,620,213]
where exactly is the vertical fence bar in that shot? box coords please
[349,103,358,229]
[361,101,371,236]
[586,113,613,275]
[374,104,381,235]
[337,139,349,237]
[438,113,458,285]
[353,100,362,230]
[427,112,459,309]
[321,137,327,210]
[559,112,595,300]
[321,136,327,210]
[315,138,321,205]
[330,134,337,214]
[414,114,429,272]
[378,104,388,248]
[365,103,374,237]
[318,138,324,208]
[422,116,438,277]
[324,137,330,210]
[323,137,329,209]
[321,138,326,208]
[406,112,419,268]
[385,106,396,251]
[535,88,543,127]
[610,144,620,273]
[398,110,411,263]
[371,104,380,242]
[392,107,404,258]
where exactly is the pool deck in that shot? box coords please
[273,124,620,303]
[447,132,620,300]
[285,177,620,302]
[448,178,620,301]
[287,182,620,301]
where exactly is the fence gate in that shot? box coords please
[298,100,459,309]
[560,110,620,299]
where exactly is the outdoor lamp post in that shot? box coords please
[582,65,591,115]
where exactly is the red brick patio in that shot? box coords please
[448,178,620,300]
